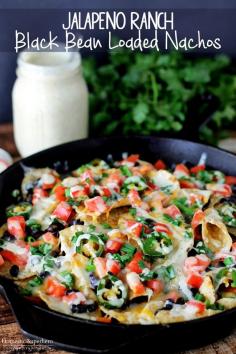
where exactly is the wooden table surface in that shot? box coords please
[0,123,236,354]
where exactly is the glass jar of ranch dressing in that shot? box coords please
[12,50,88,157]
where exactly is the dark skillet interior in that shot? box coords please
[0,136,236,353]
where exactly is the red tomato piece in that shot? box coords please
[70,185,89,198]
[94,257,107,279]
[53,202,72,222]
[84,196,108,214]
[0,250,27,267]
[123,154,140,164]
[174,164,190,177]
[186,300,205,314]
[126,220,143,237]
[0,255,4,267]
[179,180,197,189]
[164,205,182,218]
[42,232,58,247]
[99,186,112,197]
[154,222,172,235]
[45,277,66,297]
[191,210,205,230]
[190,165,205,174]
[41,173,56,190]
[126,272,145,295]
[184,254,210,274]
[186,273,203,288]
[105,239,123,253]
[225,176,236,185]
[106,259,121,275]
[128,189,142,207]
[126,252,143,274]
[32,187,48,205]
[146,279,163,293]
[62,292,78,302]
[54,185,66,202]
[7,216,26,239]
[154,159,166,170]
[80,170,95,184]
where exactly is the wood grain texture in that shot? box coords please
[0,123,235,354]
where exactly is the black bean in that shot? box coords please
[89,273,99,289]
[10,265,19,277]
[163,300,174,310]
[71,302,98,314]
[68,219,84,226]
[176,297,185,305]
[2,231,15,242]
[39,271,50,279]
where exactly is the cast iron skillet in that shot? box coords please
[0,136,236,353]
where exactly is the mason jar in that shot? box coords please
[12,50,88,157]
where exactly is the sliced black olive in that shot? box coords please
[10,265,19,277]
[71,302,98,314]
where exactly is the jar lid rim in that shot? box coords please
[17,46,81,77]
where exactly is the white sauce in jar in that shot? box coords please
[12,50,88,157]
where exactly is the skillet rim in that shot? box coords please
[0,135,236,330]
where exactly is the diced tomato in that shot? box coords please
[207,183,232,197]
[126,220,143,238]
[174,164,190,177]
[186,300,205,314]
[80,170,95,184]
[146,279,163,293]
[85,196,108,214]
[147,182,157,190]
[191,210,205,230]
[32,187,48,205]
[126,252,143,274]
[42,232,58,247]
[106,259,121,275]
[0,255,4,267]
[94,257,107,279]
[154,159,166,170]
[123,154,140,164]
[54,185,66,202]
[7,216,26,239]
[0,250,27,267]
[70,185,89,198]
[126,272,145,295]
[184,254,210,274]
[179,180,197,189]
[154,222,172,235]
[41,173,56,190]
[190,165,205,174]
[99,186,112,197]
[128,189,142,207]
[45,276,66,297]
[105,239,123,253]
[225,176,236,185]
[186,273,203,288]
[164,205,182,218]
[53,201,72,222]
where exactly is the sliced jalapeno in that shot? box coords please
[76,233,104,258]
[122,176,147,192]
[142,232,173,257]
[6,202,32,218]
[96,275,127,309]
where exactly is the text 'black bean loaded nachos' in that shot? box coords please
[0,153,236,324]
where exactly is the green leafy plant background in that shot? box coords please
[83,48,236,145]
